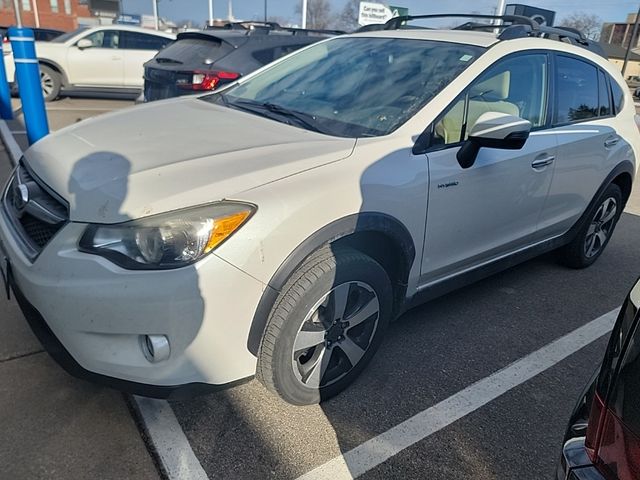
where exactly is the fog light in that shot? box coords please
[141,334,170,363]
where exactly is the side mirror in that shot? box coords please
[457,112,532,169]
[76,38,93,49]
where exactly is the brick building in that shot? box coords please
[0,0,92,31]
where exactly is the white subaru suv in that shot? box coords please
[0,15,637,405]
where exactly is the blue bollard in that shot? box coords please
[0,50,13,120]
[9,26,49,144]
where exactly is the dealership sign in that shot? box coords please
[358,2,397,26]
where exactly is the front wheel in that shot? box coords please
[39,65,61,102]
[559,183,622,268]
[257,246,392,405]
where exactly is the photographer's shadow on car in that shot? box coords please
[67,152,206,396]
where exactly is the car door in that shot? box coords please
[66,29,124,87]
[536,55,621,238]
[120,31,172,88]
[420,52,558,283]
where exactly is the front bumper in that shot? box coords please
[557,437,605,480]
[0,210,270,397]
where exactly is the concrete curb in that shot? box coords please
[0,119,22,166]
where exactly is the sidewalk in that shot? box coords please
[0,143,160,479]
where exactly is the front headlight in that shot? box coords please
[79,202,255,269]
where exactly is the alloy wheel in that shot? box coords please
[41,71,54,97]
[292,281,380,388]
[584,197,617,258]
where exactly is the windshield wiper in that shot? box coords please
[228,99,325,134]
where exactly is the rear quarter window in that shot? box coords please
[611,77,626,114]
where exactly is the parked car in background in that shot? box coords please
[558,276,640,480]
[627,75,640,88]
[0,14,637,406]
[143,22,341,101]
[5,25,175,101]
[1,26,65,44]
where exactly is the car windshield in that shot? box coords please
[203,36,485,137]
[51,27,88,43]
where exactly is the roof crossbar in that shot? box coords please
[383,14,540,31]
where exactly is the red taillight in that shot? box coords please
[585,392,605,459]
[585,392,640,480]
[177,70,240,91]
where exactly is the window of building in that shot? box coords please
[64,0,71,14]
[50,0,59,13]
[21,0,31,11]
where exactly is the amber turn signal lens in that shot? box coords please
[204,210,251,253]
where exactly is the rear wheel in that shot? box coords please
[257,246,392,405]
[560,183,622,268]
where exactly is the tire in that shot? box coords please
[257,245,392,405]
[559,183,623,269]
[39,64,61,102]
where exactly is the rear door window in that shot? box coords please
[554,56,599,124]
[121,31,171,50]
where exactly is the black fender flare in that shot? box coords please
[564,160,635,242]
[247,212,416,356]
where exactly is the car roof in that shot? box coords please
[176,30,327,48]
[84,25,175,38]
[347,29,499,48]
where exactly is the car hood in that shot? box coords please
[24,97,356,223]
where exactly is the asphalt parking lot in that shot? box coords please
[2,97,640,480]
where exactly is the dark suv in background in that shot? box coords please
[558,277,640,480]
[143,22,342,102]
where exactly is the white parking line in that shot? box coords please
[296,308,619,480]
[133,396,209,480]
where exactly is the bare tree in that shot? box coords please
[559,12,602,40]
[295,0,334,30]
[336,0,360,31]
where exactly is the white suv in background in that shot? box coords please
[5,25,175,101]
[0,15,637,405]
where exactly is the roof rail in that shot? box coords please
[378,13,605,58]
[205,21,344,36]
[383,14,540,31]
[498,24,606,57]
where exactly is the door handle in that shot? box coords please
[604,137,620,148]
[111,56,122,61]
[531,155,555,169]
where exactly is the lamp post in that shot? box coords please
[301,0,307,28]
[208,0,214,26]
[264,0,267,22]
[152,0,159,30]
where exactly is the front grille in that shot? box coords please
[2,162,68,259]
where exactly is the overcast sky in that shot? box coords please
[120,0,640,26]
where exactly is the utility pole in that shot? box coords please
[152,0,159,30]
[623,4,640,77]
[33,0,40,27]
[264,0,267,22]
[208,0,214,26]
[11,0,22,27]
[301,0,307,28]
